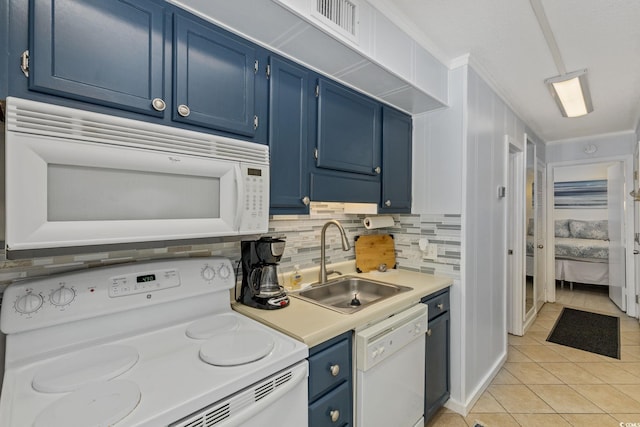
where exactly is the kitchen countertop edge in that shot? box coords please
[232,264,453,348]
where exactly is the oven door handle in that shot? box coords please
[216,362,307,427]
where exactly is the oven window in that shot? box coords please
[47,164,221,221]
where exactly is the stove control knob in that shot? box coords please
[50,286,76,306]
[15,292,44,314]
[218,264,231,280]
[201,266,216,281]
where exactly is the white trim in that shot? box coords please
[445,350,507,417]
[507,136,525,336]
[545,129,635,145]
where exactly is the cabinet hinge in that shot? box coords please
[266,64,271,80]
[635,171,638,181]
[253,115,259,130]
[636,294,639,304]
[314,148,318,160]
[254,60,259,74]
[315,85,319,98]
[20,50,29,78]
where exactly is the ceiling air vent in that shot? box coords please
[313,0,358,42]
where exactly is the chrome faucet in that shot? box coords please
[319,220,351,284]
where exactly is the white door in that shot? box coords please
[608,162,626,311]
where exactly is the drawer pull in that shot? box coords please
[177,104,191,117]
[427,329,432,337]
[437,303,444,310]
[151,98,166,112]
[329,364,340,377]
[329,409,340,422]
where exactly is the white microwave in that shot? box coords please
[5,97,270,252]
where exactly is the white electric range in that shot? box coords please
[0,257,308,427]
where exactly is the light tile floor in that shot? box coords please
[427,283,640,426]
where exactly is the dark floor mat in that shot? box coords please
[546,307,620,359]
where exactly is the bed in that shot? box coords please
[527,219,609,287]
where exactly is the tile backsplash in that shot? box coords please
[0,203,461,293]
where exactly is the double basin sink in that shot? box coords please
[291,277,412,314]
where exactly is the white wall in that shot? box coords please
[412,66,464,214]
[460,66,523,410]
[415,64,536,414]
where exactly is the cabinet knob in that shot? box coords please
[437,303,444,310]
[177,104,191,117]
[384,200,391,207]
[427,328,432,336]
[302,196,310,206]
[374,166,381,174]
[329,409,340,423]
[151,98,166,112]
[537,244,544,249]
[329,364,340,377]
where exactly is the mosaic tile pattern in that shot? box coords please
[0,204,461,295]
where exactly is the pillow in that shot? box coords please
[554,219,571,238]
[569,219,608,240]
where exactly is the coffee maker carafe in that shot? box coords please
[238,237,290,309]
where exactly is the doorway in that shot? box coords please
[546,157,636,319]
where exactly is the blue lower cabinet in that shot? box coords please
[29,0,166,116]
[308,331,353,427]
[309,381,351,427]
[421,288,451,423]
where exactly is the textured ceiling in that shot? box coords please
[381,0,640,142]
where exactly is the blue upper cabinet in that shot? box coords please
[29,0,166,116]
[268,56,311,215]
[316,78,381,176]
[173,13,257,137]
[380,106,412,213]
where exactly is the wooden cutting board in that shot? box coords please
[354,234,396,273]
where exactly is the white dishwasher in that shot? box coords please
[355,303,428,427]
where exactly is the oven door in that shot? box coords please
[6,132,245,251]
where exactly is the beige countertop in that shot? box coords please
[232,261,452,347]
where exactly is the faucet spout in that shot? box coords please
[319,220,351,284]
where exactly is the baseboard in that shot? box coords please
[444,349,507,417]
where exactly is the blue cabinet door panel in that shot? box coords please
[173,13,255,136]
[380,106,412,212]
[316,79,381,176]
[310,172,379,203]
[30,0,165,116]
[269,56,310,213]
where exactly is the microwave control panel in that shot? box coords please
[240,164,269,233]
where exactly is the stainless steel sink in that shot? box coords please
[291,277,412,314]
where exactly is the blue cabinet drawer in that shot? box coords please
[309,381,351,427]
[308,336,350,401]
[422,289,450,321]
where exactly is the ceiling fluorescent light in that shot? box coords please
[545,69,593,118]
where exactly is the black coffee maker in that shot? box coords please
[238,237,290,309]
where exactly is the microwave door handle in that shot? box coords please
[234,165,244,230]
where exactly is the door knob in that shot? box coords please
[537,244,544,249]
[329,410,340,422]
[301,196,310,206]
